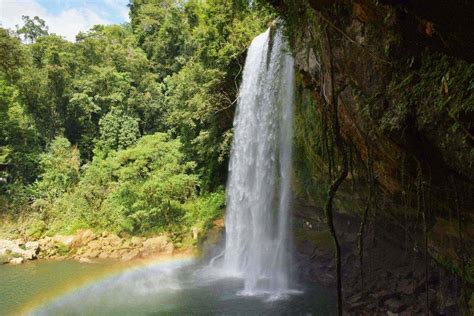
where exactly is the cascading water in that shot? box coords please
[223,27,295,296]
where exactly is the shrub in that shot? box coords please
[46,133,201,235]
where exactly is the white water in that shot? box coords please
[222,27,295,297]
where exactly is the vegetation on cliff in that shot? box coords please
[270,0,473,313]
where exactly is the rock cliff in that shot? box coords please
[267,0,474,313]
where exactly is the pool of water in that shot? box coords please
[0,258,335,315]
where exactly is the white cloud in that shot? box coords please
[104,0,130,22]
[0,0,116,41]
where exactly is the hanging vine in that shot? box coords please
[415,160,430,314]
[358,134,374,293]
[321,25,349,316]
[451,175,468,311]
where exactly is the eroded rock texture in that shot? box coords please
[267,0,474,313]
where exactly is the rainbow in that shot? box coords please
[18,253,196,316]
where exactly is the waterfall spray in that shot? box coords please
[223,27,295,296]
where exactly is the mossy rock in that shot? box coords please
[295,226,333,252]
[56,243,70,256]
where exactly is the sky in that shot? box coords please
[0,0,130,41]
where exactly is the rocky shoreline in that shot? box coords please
[0,229,180,265]
[0,218,225,266]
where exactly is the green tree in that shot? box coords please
[46,134,199,234]
[0,28,25,82]
[69,25,162,158]
[1,1,268,237]
[34,136,80,201]
[18,35,74,142]
[130,0,191,79]
[16,16,49,43]
[0,28,40,184]
[97,107,141,153]
[130,0,272,188]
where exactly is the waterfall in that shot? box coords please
[223,27,295,296]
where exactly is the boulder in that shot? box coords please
[109,251,121,259]
[122,249,139,261]
[0,248,9,264]
[83,249,100,258]
[79,257,93,264]
[118,249,128,256]
[0,239,16,250]
[25,241,40,255]
[10,257,24,265]
[86,240,102,251]
[71,229,96,248]
[106,234,122,247]
[142,236,168,253]
[1,239,39,261]
[130,236,143,247]
[98,252,109,259]
[21,249,37,260]
[52,235,74,247]
[164,242,175,255]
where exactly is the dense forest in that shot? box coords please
[1,1,272,239]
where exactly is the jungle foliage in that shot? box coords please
[0,0,272,237]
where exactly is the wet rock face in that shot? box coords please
[292,205,464,314]
[300,10,471,191]
[269,0,473,313]
[272,0,473,279]
[377,0,474,62]
[272,0,474,198]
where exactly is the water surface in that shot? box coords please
[0,259,335,315]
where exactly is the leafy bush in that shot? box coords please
[26,219,46,239]
[183,188,225,231]
[44,133,218,235]
[97,107,141,152]
[32,136,80,201]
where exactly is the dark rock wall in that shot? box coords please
[266,0,474,313]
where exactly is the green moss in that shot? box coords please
[295,226,333,251]
[293,76,328,202]
[430,245,474,286]
[56,243,70,256]
[25,220,46,239]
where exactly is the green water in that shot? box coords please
[0,259,336,315]
[0,259,130,315]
